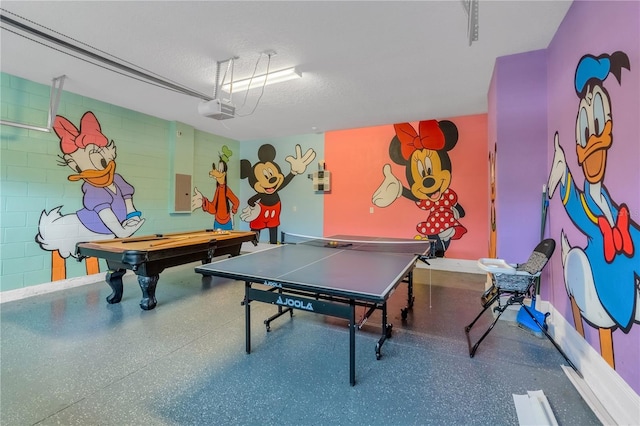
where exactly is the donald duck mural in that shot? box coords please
[547,51,639,368]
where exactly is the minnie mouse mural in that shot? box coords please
[35,111,144,280]
[373,120,467,256]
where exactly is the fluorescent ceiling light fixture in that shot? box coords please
[221,67,301,93]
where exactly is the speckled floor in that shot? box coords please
[0,262,600,425]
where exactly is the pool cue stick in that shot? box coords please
[149,235,212,247]
[121,236,165,244]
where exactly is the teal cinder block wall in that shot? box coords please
[0,73,241,291]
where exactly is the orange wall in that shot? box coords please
[324,114,488,260]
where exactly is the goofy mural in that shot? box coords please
[192,145,239,230]
[547,51,639,368]
[35,112,144,280]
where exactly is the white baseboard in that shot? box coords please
[415,257,484,274]
[538,299,640,425]
[0,272,110,304]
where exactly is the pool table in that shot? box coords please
[75,229,258,310]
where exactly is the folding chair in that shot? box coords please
[464,238,580,374]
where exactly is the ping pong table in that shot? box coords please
[195,233,431,385]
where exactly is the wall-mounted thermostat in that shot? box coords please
[313,170,331,192]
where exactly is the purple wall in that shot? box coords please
[545,0,640,394]
[493,49,549,261]
[491,0,639,394]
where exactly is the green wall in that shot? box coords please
[0,73,241,290]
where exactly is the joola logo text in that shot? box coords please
[276,296,314,311]
[264,280,282,288]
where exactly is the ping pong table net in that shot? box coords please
[280,232,432,255]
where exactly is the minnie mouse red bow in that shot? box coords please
[394,120,445,160]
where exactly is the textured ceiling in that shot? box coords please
[0,1,572,141]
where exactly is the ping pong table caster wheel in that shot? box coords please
[375,343,381,360]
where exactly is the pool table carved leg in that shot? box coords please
[105,269,126,304]
[138,275,159,310]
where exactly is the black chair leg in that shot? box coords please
[464,305,490,335]
[464,290,498,334]
[465,293,505,358]
[465,289,500,330]
[467,308,507,357]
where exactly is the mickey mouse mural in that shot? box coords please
[240,144,316,243]
[373,120,467,256]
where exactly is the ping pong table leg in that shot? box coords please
[376,303,392,360]
[245,281,251,354]
[350,301,356,386]
[401,270,415,320]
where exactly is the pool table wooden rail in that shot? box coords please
[75,230,258,310]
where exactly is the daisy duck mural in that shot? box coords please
[35,112,145,280]
[372,120,467,256]
[191,145,239,230]
[547,51,639,368]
